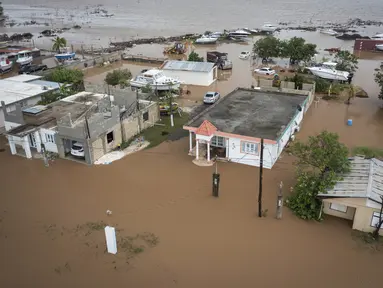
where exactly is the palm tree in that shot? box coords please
[52,37,67,53]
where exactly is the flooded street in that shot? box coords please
[2,2,383,287]
[1,96,383,287]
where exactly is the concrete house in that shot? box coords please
[3,91,159,164]
[161,60,217,86]
[318,157,383,236]
[183,86,315,169]
[0,75,62,132]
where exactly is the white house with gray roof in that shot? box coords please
[161,60,217,86]
[318,156,383,235]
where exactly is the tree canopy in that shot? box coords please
[0,2,4,17]
[334,50,358,73]
[280,37,317,63]
[188,50,204,62]
[44,67,84,91]
[52,37,67,52]
[253,36,281,59]
[104,69,132,87]
[374,62,383,100]
[252,36,316,63]
[287,131,350,220]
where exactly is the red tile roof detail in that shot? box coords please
[195,120,217,136]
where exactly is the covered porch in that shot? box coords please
[186,120,229,166]
[7,125,42,159]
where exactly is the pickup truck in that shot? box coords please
[18,64,48,74]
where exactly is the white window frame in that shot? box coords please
[329,203,348,213]
[370,211,383,228]
[45,133,55,144]
[241,141,259,155]
[211,136,225,148]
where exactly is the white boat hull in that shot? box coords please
[308,67,349,81]
[0,63,13,72]
[195,38,217,44]
[130,81,181,91]
[376,44,383,51]
[320,30,338,36]
[16,57,33,66]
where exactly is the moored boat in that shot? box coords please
[130,69,182,91]
[16,50,33,66]
[306,62,349,81]
[0,55,12,73]
[55,52,76,61]
[376,44,383,51]
[320,29,338,36]
[195,35,218,44]
[260,23,278,33]
[371,33,383,39]
[228,29,251,38]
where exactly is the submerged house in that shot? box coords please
[318,157,383,236]
[3,91,159,164]
[183,86,315,169]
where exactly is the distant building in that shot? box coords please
[0,75,62,132]
[161,60,217,86]
[183,86,315,169]
[318,157,383,236]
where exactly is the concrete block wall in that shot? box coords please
[91,137,104,162]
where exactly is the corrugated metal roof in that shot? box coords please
[319,157,383,204]
[162,60,214,73]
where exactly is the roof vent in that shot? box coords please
[42,86,49,90]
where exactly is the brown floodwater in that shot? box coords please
[1,96,383,287]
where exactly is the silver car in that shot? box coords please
[203,92,220,104]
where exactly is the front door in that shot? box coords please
[29,133,36,148]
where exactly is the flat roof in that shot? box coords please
[0,80,54,106]
[28,80,62,90]
[187,88,307,140]
[162,60,215,73]
[5,75,42,83]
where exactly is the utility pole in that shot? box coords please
[258,138,264,217]
[276,181,283,219]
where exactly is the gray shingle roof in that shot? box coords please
[162,60,214,73]
[318,157,383,204]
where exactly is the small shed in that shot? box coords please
[161,60,217,86]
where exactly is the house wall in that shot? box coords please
[353,206,383,236]
[226,137,277,169]
[40,128,58,153]
[91,137,105,162]
[162,69,215,86]
[121,102,159,141]
[323,202,356,220]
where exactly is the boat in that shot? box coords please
[371,33,383,39]
[16,50,33,66]
[195,35,218,44]
[130,69,182,91]
[55,47,76,61]
[376,44,383,51]
[210,32,223,38]
[0,55,12,73]
[260,24,278,33]
[228,29,251,38]
[320,29,338,36]
[243,28,259,34]
[306,62,349,81]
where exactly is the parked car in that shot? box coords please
[71,142,85,158]
[239,51,251,59]
[254,67,276,75]
[18,64,48,74]
[203,91,220,104]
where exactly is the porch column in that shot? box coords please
[196,139,199,160]
[207,142,210,161]
[226,139,229,158]
[23,136,32,159]
[9,136,17,155]
[189,131,192,152]
[35,131,42,153]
